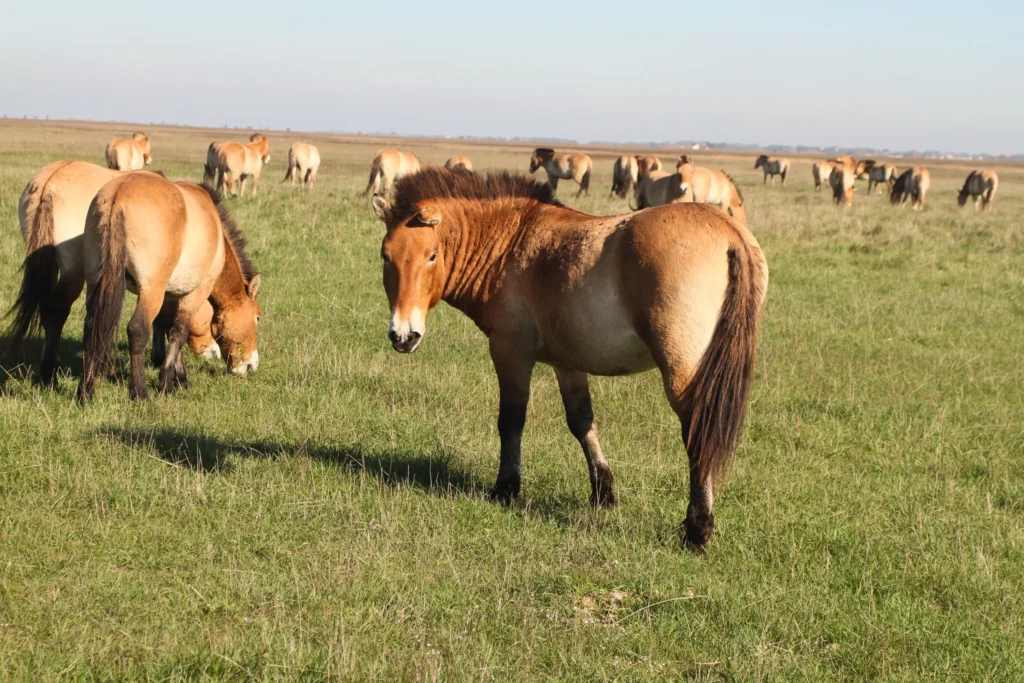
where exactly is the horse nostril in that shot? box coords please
[388,330,399,344]
[409,331,422,342]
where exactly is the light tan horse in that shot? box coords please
[676,156,747,224]
[371,168,768,550]
[889,167,930,210]
[444,155,473,171]
[528,148,592,197]
[958,170,999,210]
[610,154,639,199]
[830,156,858,206]
[77,173,262,402]
[203,134,271,197]
[3,161,218,383]
[105,133,152,171]
[634,169,684,207]
[812,161,835,192]
[282,142,320,188]
[754,155,790,186]
[636,155,663,180]
[361,149,422,197]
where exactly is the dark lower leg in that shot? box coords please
[151,299,177,367]
[490,404,526,502]
[127,310,152,401]
[158,311,191,394]
[556,368,615,507]
[38,295,73,385]
[683,459,715,551]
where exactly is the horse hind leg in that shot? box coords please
[554,368,615,506]
[150,298,177,367]
[125,289,166,400]
[39,272,84,385]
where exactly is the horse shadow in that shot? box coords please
[0,335,85,393]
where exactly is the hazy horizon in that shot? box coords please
[3,1,1021,155]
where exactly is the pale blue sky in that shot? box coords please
[2,1,1021,153]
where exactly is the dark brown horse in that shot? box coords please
[371,169,768,549]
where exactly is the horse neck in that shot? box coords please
[210,233,248,311]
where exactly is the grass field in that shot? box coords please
[1,120,1022,681]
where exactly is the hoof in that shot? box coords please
[488,477,520,504]
[682,513,714,553]
[590,488,617,508]
[129,385,149,401]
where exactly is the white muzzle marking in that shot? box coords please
[389,307,425,352]
[200,344,222,362]
[231,349,259,376]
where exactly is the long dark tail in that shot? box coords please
[361,155,382,197]
[77,200,128,403]
[283,164,294,183]
[202,143,217,185]
[3,190,58,351]
[681,240,768,485]
[580,167,591,194]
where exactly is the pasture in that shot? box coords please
[1,120,1023,680]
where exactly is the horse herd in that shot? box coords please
[0,131,1007,550]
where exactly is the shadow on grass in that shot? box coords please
[0,334,84,392]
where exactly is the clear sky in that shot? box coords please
[2,1,1021,153]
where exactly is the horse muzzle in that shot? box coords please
[388,330,422,354]
[230,350,259,376]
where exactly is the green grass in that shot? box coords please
[1,121,1023,680]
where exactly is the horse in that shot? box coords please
[361,149,422,197]
[754,155,790,186]
[636,155,663,180]
[370,168,768,550]
[283,142,320,188]
[634,169,684,207]
[105,133,152,171]
[3,161,220,384]
[829,156,857,206]
[444,155,473,171]
[610,154,638,199]
[958,170,999,210]
[528,148,592,197]
[203,133,271,197]
[676,156,747,225]
[812,161,835,192]
[865,162,898,194]
[889,167,930,210]
[77,173,262,402]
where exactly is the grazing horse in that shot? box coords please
[610,154,639,199]
[829,156,857,206]
[812,161,835,192]
[754,155,789,186]
[890,167,930,210]
[444,155,473,171]
[636,155,663,180]
[361,149,422,197]
[676,156,747,224]
[371,169,768,550]
[204,134,271,197]
[3,161,220,383]
[958,170,999,210]
[528,148,592,197]
[283,143,321,188]
[77,173,262,402]
[105,133,152,171]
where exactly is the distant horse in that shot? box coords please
[78,173,262,402]
[889,167,930,210]
[105,133,152,171]
[361,149,422,197]
[676,156,747,224]
[636,155,663,180]
[283,143,320,188]
[610,154,638,199]
[528,148,592,197]
[444,155,473,171]
[3,161,220,383]
[812,161,835,192]
[634,169,684,207]
[958,170,999,210]
[204,134,271,197]
[754,155,790,186]
[371,168,768,549]
[856,160,898,194]
[829,156,857,206]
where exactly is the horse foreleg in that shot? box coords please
[158,296,201,395]
[548,176,559,193]
[554,368,615,507]
[151,298,177,367]
[39,272,84,385]
[251,170,260,197]
[487,338,535,503]
[238,175,248,197]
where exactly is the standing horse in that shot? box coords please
[636,155,663,180]
[864,162,898,194]
[812,161,835,192]
[676,156,747,225]
[3,161,218,383]
[610,154,639,199]
[958,170,999,210]
[283,142,321,188]
[105,133,152,171]
[204,134,271,197]
[371,169,768,549]
[444,156,473,171]
[830,156,857,206]
[528,148,592,197]
[754,155,790,186]
[77,173,262,402]
[889,167,930,210]
[361,149,422,197]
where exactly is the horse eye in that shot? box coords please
[256,316,261,324]
[428,253,437,263]
[381,251,390,264]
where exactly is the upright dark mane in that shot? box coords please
[199,183,258,279]
[390,168,564,223]
[722,171,744,202]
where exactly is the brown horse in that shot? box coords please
[754,155,790,186]
[958,170,999,210]
[890,167,930,210]
[636,155,663,180]
[444,155,473,171]
[676,156,747,225]
[283,142,320,188]
[77,174,262,402]
[204,134,271,197]
[528,148,592,197]
[371,168,768,550]
[829,156,857,206]
[610,154,639,199]
[3,161,220,383]
[361,149,422,197]
[105,133,152,171]
[812,161,835,192]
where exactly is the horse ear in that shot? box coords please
[372,194,392,223]
[417,205,442,226]
[247,273,261,299]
